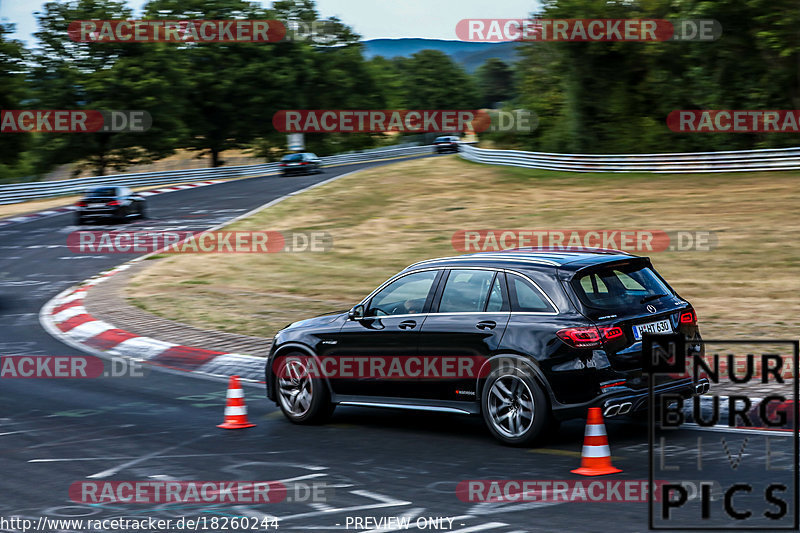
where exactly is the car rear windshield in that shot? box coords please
[434,137,451,143]
[283,154,304,161]
[571,263,672,310]
[85,187,116,198]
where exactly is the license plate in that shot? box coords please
[88,203,104,208]
[633,319,673,340]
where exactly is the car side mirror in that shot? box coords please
[348,304,365,320]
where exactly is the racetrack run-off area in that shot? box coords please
[1,153,797,533]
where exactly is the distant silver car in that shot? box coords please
[279,153,322,175]
[434,136,460,153]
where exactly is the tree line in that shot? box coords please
[1,0,798,182]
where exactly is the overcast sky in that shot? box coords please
[1,0,540,45]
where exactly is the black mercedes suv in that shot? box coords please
[265,249,708,445]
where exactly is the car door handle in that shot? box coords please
[476,320,497,330]
[398,320,417,330]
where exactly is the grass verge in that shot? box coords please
[128,155,800,339]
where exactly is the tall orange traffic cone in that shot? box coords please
[217,375,256,429]
[571,407,621,476]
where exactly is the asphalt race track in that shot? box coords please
[0,156,796,533]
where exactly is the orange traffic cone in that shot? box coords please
[571,407,621,476]
[217,375,256,429]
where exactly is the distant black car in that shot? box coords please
[280,153,322,175]
[265,249,708,445]
[75,186,146,225]
[433,136,460,153]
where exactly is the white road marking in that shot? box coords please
[30,451,281,463]
[28,430,172,449]
[275,490,411,522]
[86,434,211,478]
[448,524,507,533]
[278,473,328,483]
[682,423,794,437]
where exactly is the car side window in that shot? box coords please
[437,269,495,313]
[367,270,438,316]
[508,274,555,313]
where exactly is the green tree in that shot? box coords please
[395,50,480,109]
[0,23,32,180]
[31,0,186,175]
[475,58,516,108]
[142,0,290,167]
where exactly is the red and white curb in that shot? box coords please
[40,262,266,383]
[0,180,223,228]
[39,169,366,385]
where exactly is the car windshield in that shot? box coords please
[283,154,304,162]
[434,137,450,142]
[571,263,672,310]
[85,187,116,198]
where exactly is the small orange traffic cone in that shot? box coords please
[571,407,621,476]
[217,375,256,429]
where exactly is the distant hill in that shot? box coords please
[361,38,522,71]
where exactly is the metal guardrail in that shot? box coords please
[458,144,800,173]
[0,145,432,205]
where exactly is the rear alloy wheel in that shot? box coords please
[276,353,334,424]
[482,364,550,446]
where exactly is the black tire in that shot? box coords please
[74,214,84,225]
[274,352,334,424]
[481,361,552,446]
[138,203,147,219]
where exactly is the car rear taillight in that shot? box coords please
[557,326,625,348]
[107,200,121,206]
[279,163,286,166]
[299,161,309,165]
[76,200,87,207]
[557,327,602,348]
[680,308,697,325]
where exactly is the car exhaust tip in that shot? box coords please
[603,404,621,417]
[617,402,632,415]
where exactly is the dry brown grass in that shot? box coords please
[128,156,800,340]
